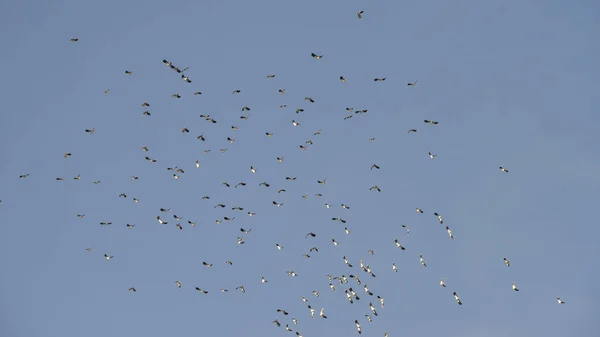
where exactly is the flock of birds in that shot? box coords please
[3,10,568,337]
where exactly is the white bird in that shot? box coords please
[377,295,385,307]
[434,212,443,224]
[392,263,397,272]
[394,239,406,250]
[308,305,315,318]
[355,320,362,334]
[428,152,437,159]
[319,308,327,319]
[420,254,427,267]
[416,208,424,213]
[402,225,410,235]
[369,302,378,316]
[504,257,511,267]
[440,279,446,287]
[345,290,354,304]
[261,276,268,283]
[453,292,462,305]
[276,243,284,250]
[175,281,182,289]
[250,166,256,173]
[512,282,519,291]
[499,166,509,173]
[104,254,113,260]
[557,297,565,304]
[446,226,454,239]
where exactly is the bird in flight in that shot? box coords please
[357,10,364,19]
[453,292,462,305]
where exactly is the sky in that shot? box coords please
[1,0,599,336]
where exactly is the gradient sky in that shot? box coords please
[1,1,599,336]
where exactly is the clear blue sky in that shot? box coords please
[1,0,599,336]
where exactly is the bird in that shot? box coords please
[446,226,454,239]
[70,38,79,42]
[371,164,380,170]
[408,129,417,134]
[440,279,446,287]
[369,185,381,192]
[392,263,397,272]
[407,81,418,86]
[402,225,410,235]
[512,282,520,291]
[319,308,327,319]
[424,120,439,124]
[305,305,315,318]
[420,254,427,267]
[500,166,509,173]
[340,76,347,82]
[394,239,406,250]
[104,254,113,260]
[128,287,136,292]
[434,212,443,224]
[428,152,437,159]
[195,288,208,294]
[416,208,424,213]
[311,53,323,60]
[557,297,565,304]
[369,302,378,316]
[504,258,511,267]
[357,10,364,19]
[355,320,362,334]
[374,77,386,82]
[453,292,462,305]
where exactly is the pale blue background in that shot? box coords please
[1,1,599,336]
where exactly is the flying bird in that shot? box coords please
[357,10,364,19]
[453,292,462,305]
